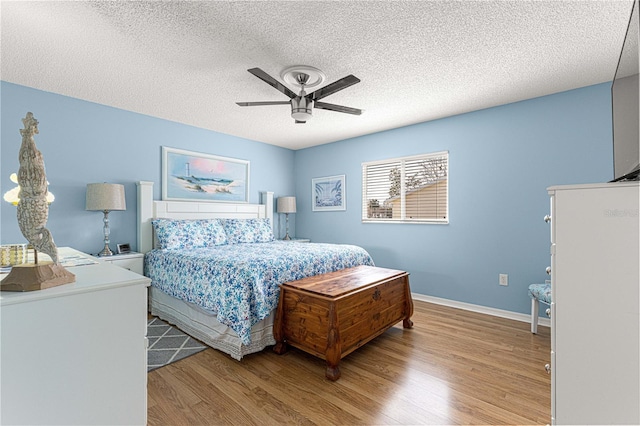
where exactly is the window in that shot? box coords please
[362,151,448,223]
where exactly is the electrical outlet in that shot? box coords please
[499,274,508,286]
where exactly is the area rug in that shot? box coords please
[147,317,207,372]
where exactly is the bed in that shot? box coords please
[136,181,374,360]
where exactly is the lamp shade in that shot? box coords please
[86,183,126,211]
[277,196,296,214]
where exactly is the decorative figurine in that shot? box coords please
[1,112,74,291]
[16,112,59,263]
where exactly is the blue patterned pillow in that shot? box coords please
[221,218,274,244]
[152,219,227,249]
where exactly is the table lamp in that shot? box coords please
[86,183,126,256]
[277,196,296,240]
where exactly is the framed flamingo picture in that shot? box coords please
[312,174,346,211]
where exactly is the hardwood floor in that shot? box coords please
[148,300,551,425]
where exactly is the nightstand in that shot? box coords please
[283,238,310,243]
[93,252,144,275]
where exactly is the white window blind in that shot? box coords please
[362,151,448,223]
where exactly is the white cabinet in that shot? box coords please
[94,251,144,274]
[0,248,150,425]
[548,182,639,425]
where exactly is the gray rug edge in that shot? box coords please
[147,317,207,372]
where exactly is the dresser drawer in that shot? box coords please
[95,252,144,275]
[109,258,143,274]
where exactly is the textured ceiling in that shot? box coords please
[1,1,634,150]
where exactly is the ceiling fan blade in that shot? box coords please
[308,75,360,101]
[236,101,291,107]
[314,101,362,115]
[247,68,297,99]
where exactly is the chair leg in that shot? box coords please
[531,298,539,334]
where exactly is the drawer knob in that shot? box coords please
[546,308,551,317]
[546,266,551,275]
[544,214,551,223]
[545,363,551,374]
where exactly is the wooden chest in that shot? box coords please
[273,265,413,381]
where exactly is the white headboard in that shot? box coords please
[136,181,273,253]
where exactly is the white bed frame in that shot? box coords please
[136,181,277,360]
[137,181,274,253]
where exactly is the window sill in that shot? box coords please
[362,219,449,225]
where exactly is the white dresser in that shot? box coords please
[548,182,639,425]
[0,247,150,425]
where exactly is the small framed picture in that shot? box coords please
[117,243,131,254]
[312,175,346,211]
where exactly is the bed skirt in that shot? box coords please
[148,287,276,360]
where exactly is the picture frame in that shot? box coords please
[312,174,346,211]
[116,243,131,254]
[162,146,249,203]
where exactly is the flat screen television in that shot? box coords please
[611,0,639,181]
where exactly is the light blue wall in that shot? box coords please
[293,83,613,315]
[1,81,613,316]
[1,82,296,254]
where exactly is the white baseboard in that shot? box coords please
[411,293,551,329]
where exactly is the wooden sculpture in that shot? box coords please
[0,112,75,291]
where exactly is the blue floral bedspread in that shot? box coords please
[145,241,374,345]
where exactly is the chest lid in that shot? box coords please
[282,265,408,298]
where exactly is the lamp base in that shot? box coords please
[97,244,114,257]
[283,212,292,240]
[0,262,75,292]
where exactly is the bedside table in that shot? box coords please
[282,238,310,243]
[93,252,144,275]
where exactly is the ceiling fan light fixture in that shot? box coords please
[291,96,312,121]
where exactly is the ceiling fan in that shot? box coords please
[236,66,362,124]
